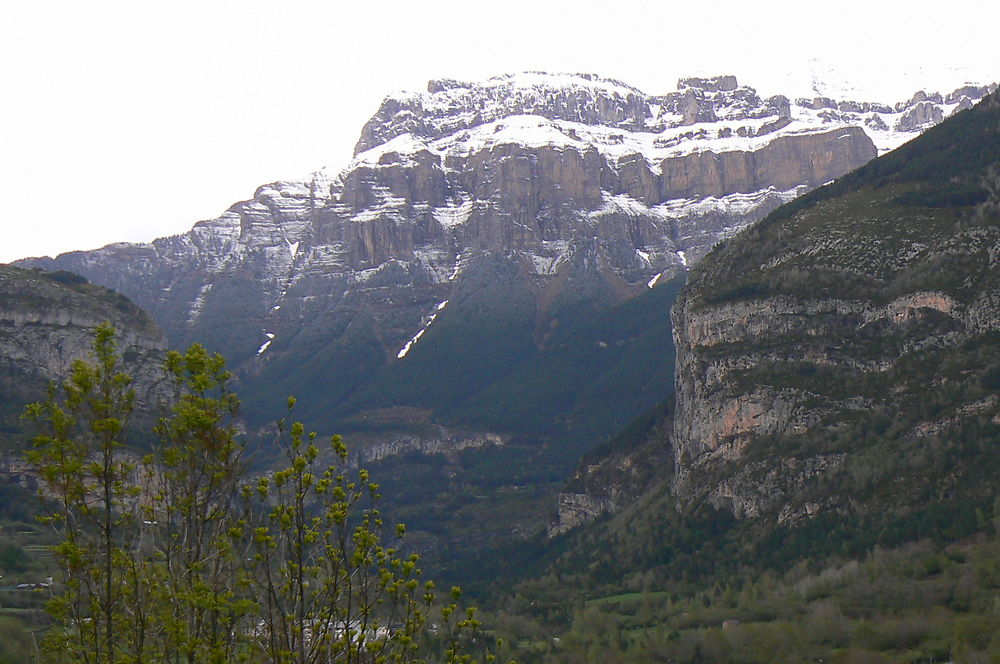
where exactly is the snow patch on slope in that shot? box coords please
[187,283,212,324]
[528,240,571,276]
[350,190,409,224]
[432,200,474,229]
[352,134,432,167]
[413,247,457,284]
[589,194,673,222]
[658,186,804,217]
[397,300,449,359]
[257,332,275,355]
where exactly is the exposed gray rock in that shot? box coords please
[954,96,975,113]
[865,113,888,130]
[547,493,617,537]
[947,84,994,103]
[894,101,945,131]
[678,75,738,92]
[357,430,507,465]
[669,290,986,464]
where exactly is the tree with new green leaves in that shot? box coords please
[24,323,146,663]
[24,327,495,664]
[245,398,433,664]
[144,344,256,663]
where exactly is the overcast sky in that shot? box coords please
[2,0,999,263]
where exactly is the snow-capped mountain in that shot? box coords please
[18,69,995,559]
[20,72,993,437]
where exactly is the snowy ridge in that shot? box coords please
[357,71,648,153]
[355,71,995,172]
[760,58,1000,109]
[456,71,643,96]
[417,72,645,112]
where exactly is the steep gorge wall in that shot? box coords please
[664,90,1000,523]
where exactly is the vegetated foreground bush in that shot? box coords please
[21,324,492,664]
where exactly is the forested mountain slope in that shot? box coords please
[551,86,1000,593]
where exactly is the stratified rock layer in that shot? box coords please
[553,85,1000,536]
[0,265,168,445]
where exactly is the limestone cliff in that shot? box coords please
[0,265,168,448]
[555,87,1000,537]
[667,88,1000,525]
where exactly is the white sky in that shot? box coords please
[2,0,999,263]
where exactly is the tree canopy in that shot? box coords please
[24,324,489,664]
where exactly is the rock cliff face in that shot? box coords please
[356,430,508,465]
[548,403,674,537]
[554,85,1000,537]
[0,266,168,448]
[666,88,1000,526]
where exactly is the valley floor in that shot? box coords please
[486,530,1000,664]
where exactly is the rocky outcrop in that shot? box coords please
[548,493,618,537]
[0,455,40,492]
[357,430,507,465]
[669,266,1000,512]
[894,101,945,131]
[670,290,982,461]
[0,265,169,446]
[548,404,675,537]
[675,452,846,522]
[678,76,739,92]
